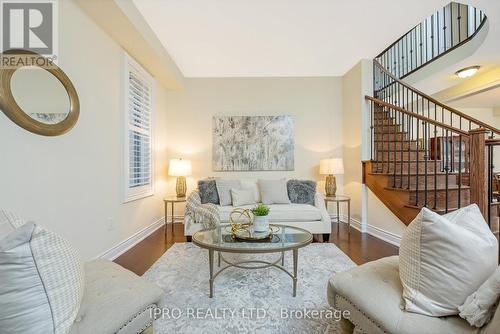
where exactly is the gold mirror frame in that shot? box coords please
[0,49,80,136]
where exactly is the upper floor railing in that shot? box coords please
[375,2,487,79]
[373,60,500,138]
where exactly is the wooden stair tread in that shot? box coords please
[368,171,467,176]
[385,185,470,192]
[404,204,466,213]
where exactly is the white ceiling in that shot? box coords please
[406,0,500,96]
[133,0,451,77]
[448,85,500,108]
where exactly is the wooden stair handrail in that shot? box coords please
[366,96,469,136]
[373,60,500,136]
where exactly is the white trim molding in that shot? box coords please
[98,216,165,260]
[331,214,402,247]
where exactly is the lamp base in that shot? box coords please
[325,175,337,197]
[176,176,187,198]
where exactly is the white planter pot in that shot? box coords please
[253,216,269,232]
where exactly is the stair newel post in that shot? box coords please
[469,128,489,218]
[393,107,397,187]
[370,101,374,161]
[487,144,493,227]
[458,134,463,209]
[445,129,450,213]
[424,120,428,207]
[434,103,438,209]
[416,113,420,206]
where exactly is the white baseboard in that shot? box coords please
[98,216,166,261]
[331,214,401,247]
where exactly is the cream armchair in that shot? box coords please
[327,256,500,334]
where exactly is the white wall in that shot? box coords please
[0,0,168,259]
[164,77,343,215]
[342,59,407,243]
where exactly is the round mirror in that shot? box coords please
[11,67,70,125]
[0,49,79,136]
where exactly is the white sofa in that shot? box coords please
[184,179,332,237]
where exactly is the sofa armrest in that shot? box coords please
[314,192,331,225]
[184,191,220,230]
[314,192,327,210]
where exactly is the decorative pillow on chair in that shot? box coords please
[230,188,256,207]
[399,204,498,317]
[258,179,291,205]
[215,179,242,206]
[0,211,84,334]
[459,265,500,327]
[287,179,316,205]
[198,179,220,204]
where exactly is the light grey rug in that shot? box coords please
[143,243,356,334]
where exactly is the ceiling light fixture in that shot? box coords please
[455,66,480,78]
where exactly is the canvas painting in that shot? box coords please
[213,115,294,171]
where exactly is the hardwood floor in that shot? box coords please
[114,222,399,276]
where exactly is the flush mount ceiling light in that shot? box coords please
[455,66,480,78]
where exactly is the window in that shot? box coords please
[123,54,154,202]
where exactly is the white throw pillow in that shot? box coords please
[0,211,84,334]
[459,266,500,327]
[258,179,291,205]
[215,179,242,206]
[399,204,498,317]
[230,188,256,207]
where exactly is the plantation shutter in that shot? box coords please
[124,54,154,201]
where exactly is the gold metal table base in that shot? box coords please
[207,249,299,298]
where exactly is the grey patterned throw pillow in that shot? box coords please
[287,179,316,205]
[198,179,220,204]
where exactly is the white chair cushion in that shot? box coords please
[0,211,84,334]
[328,256,477,334]
[218,204,321,223]
[399,204,498,317]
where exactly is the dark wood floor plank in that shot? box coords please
[115,222,399,276]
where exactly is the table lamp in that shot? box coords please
[168,158,192,197]
[319,158,344,197]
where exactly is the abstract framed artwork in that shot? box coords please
[213,115,294,171]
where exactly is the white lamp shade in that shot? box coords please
[319,158,344,175]
[168,159,192,176]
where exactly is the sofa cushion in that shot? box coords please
[70,260,164,334]
[198,179,219,204]
[287,179,316,205]
[230,188,256,207]
[218,204,322,223]
[0,214,84,334]
[258,179,291,204]
[216,179,242,206]
[328,256,476,334]
[399,205,498,317]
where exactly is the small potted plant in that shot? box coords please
[252,204,270,232]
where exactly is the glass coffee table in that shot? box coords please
[192,224,313,298]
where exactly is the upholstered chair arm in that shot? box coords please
[314,192,331,224]
[184,190,220,229]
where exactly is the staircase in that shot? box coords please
[363,2,500,229]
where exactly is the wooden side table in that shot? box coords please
[324,195,351,237]
[163,196,186,237]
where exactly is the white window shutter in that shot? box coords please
[124,54,154,202]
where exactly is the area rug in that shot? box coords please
[143,243,356,334]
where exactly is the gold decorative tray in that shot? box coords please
[225,225,280,241]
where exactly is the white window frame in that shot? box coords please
[123,53,155,203]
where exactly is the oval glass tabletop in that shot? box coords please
[192,224,313,253]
